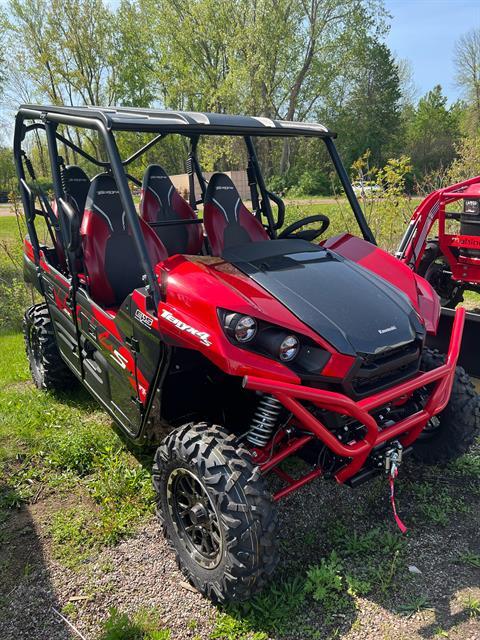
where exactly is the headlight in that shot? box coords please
[279,335,300,361]
[219,309,330,375]
[223,313,257,343]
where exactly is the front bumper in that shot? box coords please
[244,307,465,484]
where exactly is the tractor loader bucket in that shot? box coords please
[427,309,480,378]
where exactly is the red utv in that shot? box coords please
[14,105,479,603]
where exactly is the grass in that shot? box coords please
[0,330,156,567]
[98,608,171,640]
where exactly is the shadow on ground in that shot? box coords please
[0,485,73,640]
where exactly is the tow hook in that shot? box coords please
[385,442,408,534]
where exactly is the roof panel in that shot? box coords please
[17,104,335,138]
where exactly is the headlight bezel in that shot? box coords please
[218,308,331,374]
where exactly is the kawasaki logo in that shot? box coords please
[161,309,211,346]
[378,325,397,334]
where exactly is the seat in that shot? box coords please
[61,165,90,220]
[51,166,90,269]
[203,173,268,256]
[80,173,167,307]
[140,164,203,255]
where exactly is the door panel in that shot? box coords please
[76,289,142,434]
[39,259,80,376]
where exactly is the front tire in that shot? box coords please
[413,350,480,464]
[23,303,76,391]
[152,423,278,603]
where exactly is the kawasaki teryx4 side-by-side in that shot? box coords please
[14,105,479,603]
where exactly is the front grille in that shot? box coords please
[351,341,421,396]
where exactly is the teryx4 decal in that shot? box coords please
[160,309,212,346]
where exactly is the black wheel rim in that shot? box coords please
[424,257,461,307]
[167,468,223,569]
[29,324,44,380]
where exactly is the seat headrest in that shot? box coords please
[204,173,242,221]
[85,174,125,232]
[142,164,175,209]
[62,165,90,214]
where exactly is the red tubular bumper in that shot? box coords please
[244,307,465,484]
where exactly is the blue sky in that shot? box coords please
[385,0,480,103]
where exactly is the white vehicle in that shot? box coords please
[352,181,383,196]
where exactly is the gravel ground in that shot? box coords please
[1,451,479,640]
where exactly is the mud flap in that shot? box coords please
[426,308,480,378]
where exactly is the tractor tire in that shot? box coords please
[23,303,76,391]
[412,349,480,465]
[152,422,278,603]
[418,240,464,308]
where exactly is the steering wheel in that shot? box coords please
[278,214,330,241]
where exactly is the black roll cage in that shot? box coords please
[14,105,376,310]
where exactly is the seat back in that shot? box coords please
[203,173,268,256]
[140,164,203,255]
[61,165,90,220]
[80,174,167,306]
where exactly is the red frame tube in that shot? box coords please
[246,307,465,485]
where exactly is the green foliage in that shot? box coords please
[44,424,115,475]
[397,595,432,617]
[49,507,98,566]
[463,595,480,618]
[406,85,460,174]
[457,550,480,569]
[224,576,305,635]
[305,552,346,613]
[99,607,171,640]
[335,39,402,168]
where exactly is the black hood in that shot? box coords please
[223,240,425,357]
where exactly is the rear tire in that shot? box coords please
[412,349,480,464]
[418,240,464,308]
[152,423,278,603]
[23,303,76,391]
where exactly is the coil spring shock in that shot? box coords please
[246,394,282,447]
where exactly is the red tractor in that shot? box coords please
[14,105,479,603]
[397,175,480,376]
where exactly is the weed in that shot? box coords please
[457,550,480,569]
[62,602,78,620]
[449,452,480,478]
[49,507,98,567]
[305,552,349,615]
[302,530,317,546]
[210,612,268,639]
[397,595,432,617]
[99,607,170,640]
[463,595,480,618]
[226,576,305,635]
[345,574,372,597]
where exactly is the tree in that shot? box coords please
[454,28,480,131]
[332,40,402,168]
[406,85,461,174]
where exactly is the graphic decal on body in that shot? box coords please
[160,309,212,346]
[135,308,154,328]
